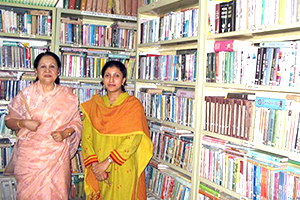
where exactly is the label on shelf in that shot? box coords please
[81,11,137,21]
[242,141,256,148]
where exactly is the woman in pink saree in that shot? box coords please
[5,51,82,200]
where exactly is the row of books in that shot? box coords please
[140,8,198,44]
[64,0,143,17]
[0,146,12,170]
[0,9,52,36]
[70,174,85,199]
[208,0,299,35]
[0,80,23,102]
[0,0,57,7]
[204,93,300,153]
[0,110,13,138]
[150,123,193,173]
[138,51,197,82]
[60,19,137,50]
[0,177,17,200]
[138,89,195,128]
[0,42,47,69]
[253,95,300,152]
[207,40,300,87]
[146,164,191,200]
[71,150,85,174]
[200,136,300,200]
[204,95,254,141]
[60,49,135,79]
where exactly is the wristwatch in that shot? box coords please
[107,156,113,164]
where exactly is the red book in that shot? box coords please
[69,0,75,9]
[215,3,220,34]
[214,40,235,52]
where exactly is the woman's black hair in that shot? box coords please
[101,60,127,92]
[34,51,61,84]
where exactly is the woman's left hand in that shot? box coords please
[51,131,65,142]
[91,160,110,180]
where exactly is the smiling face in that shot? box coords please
[35,55,59,86]
[103,66,126,94]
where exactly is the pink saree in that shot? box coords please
[5,81,82,200]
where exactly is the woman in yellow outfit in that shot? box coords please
[81,60,153,200]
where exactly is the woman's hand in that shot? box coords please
[21,119,41,131]
[91,159,111,181]
[51,128,74,142]
[51,131,64,142]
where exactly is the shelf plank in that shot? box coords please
[136,79,195,88]
[202,131,300,162]
[59,8,137,21]
[139,0,198,14]
[0,32,52,41]
[0,68,34,72]
[60,44,135,52]
[199,177,250,200]
[0,2,56,9]
[204,82,300,94]
[207,22,300,41]
[138,36,198,48]
[147,116,194,131]
[0,100,9,105]
[157,159,192,177]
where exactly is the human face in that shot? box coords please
[103,66,126,94]
[35,55,59,85]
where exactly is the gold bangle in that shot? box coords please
[17,120,22,129]
[66,130,73,136]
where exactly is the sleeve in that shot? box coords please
[110,134,143,166]
[68,109,83,158]
[5,92,28,121]
[81,115,98,168]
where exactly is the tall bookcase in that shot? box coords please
[136,0,202,199]
[198,0,300,199]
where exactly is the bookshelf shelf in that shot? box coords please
[158,159,192,177]
[146,116,194,132]
[0,100,9,105]
[58,8,137,21]
[59,44,134,52]
[202,131,300,163]
[0,2,57,9]
[207,23,300,41]
[0,33,52,41]
[138,0,198,14]
[138,36,198,48]
[0,68,34,72]
[199,177,250,200]
[204,83,300,94]
[136,79,195,88]
[71,172,85,176]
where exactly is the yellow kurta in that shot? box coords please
[81,93,153,200]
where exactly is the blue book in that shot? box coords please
[90,25,95,46]
[253,165,257,200]
[255,97,286,110]
[248,149,288,163]
[256,166,261,200]
[267,109,275,146]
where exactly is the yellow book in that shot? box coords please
[278,0,286,25]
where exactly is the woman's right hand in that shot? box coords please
[20,119,41,131]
